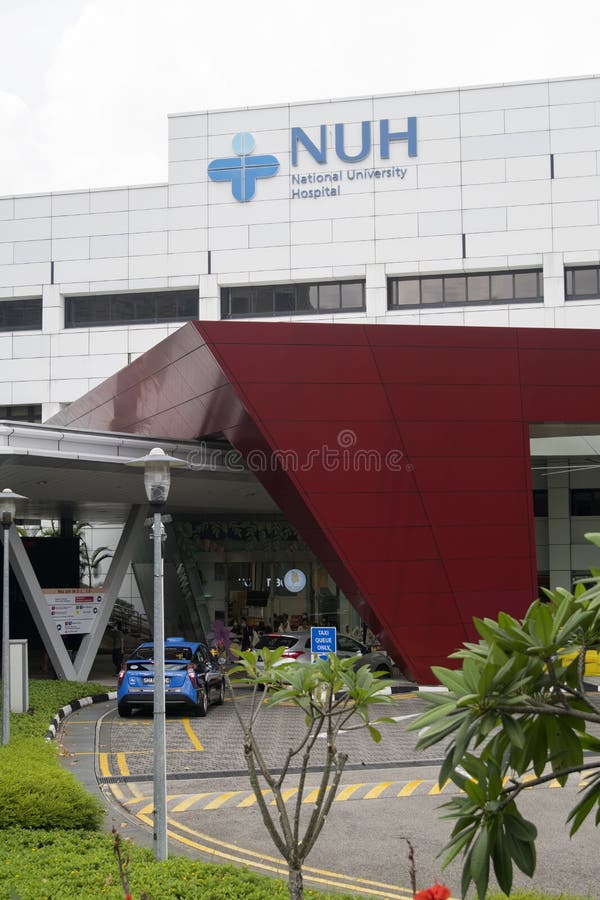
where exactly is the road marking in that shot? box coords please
[304,786,331,804]
[204,791,244,810]
[107,783,125,802]
[335,783,366,802]
[272,787,298,805]
[172,792,214,812]
[429,781,450,795]
[98,753,111,778]
[136,812,416,899]
[116,753,130,777]
[397,780,423,796]
[237,789,272,808]
[364,781,394,800]
[182,718,204,751]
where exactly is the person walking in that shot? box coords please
[240,617,254,651]
[111,624,125,674]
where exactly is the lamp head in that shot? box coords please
[126,447,185,508]
[0,488,28,526]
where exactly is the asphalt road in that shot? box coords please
[59,689,600,899]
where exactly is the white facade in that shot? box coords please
[1,73,600,421]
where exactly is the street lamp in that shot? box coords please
[1,488,27,746]
[127,448,184,861]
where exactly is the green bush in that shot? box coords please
[0,679,107,832]
[0,739,103,830]
[0,828,359,900]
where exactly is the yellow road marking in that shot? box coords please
[108,783,125,802]
[204,791,244,810]
[136,811,415,899]
[237,789,272,808]
[429,781,450,795]
[364,781,394,800]
[397,780,422,796]
[116,753,130,777]
[549,778,562,788]
[172,792,214,812]
[335,783,365,802]
[182,718,204,751]
[304,786,331,804]
[271,788,298,805]
[99,753,111,778]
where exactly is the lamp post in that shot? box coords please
[127,448,183,861]
[1,488,27,746]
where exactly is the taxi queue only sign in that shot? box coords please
[311,626,337,661]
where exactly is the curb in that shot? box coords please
[45,691,117,741]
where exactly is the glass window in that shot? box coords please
[65,290,199,328]
[390,279,420,306]
[514,271,539,300]
[319,283,341,310]
[420,278,443,304]
[221,281,365,318]
[572,267,599,299]
[296,284,318,311]
[253,287,274,314]
[532,490,548,517]
[467,275,490,303]
[571,489,600,516]
[341,282,364,309]
[0,298,42,331]
[444,276,467,304]
[491,273,513,301]
[274,287,295,313]
[0,404,42,422]
[388,269,542,310]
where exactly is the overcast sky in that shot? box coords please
[2,0,600,196]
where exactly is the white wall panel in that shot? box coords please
[14,195,51,218]
[168,229,207,253]
[0,262,50,287]
[0,244,12,265]
[0,199,14,220]
[0,218,51,242]
[51,192,90,216]
[553,201,598,227]
[52,212,128,239]
[461,159,505,185]
[54,257,128,283]
[249,222,291,248]
[468,228,552,257]
[418,210,461,236]
[51,237,90,260]
[90,190,129,213]
[505,106,549,132]
[13,240,51,263]
[90,234,129,258]
[129,185,168,209]
[553,152,597,178]
[11,334,50,357]
[460,81,549,113]
[130,231,168,255]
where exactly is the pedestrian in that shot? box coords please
[240,617,254,651]
[111,624,125,674]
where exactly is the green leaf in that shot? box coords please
[505,833,536,877]
[367,725,382,743]
[492,828,513,895]
[501,714,526,749]
[468,829,490,900]
[567,775,600,835]
[430,666,466,694]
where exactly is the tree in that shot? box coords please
[409,532,600,899]
[229,648,394,900]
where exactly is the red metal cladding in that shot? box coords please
[48,320,600,683]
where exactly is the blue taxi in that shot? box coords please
[116,636,225,718]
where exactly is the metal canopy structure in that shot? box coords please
[0,420,278,680]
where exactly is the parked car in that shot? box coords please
[254,631,394,676]
[117,636,225,718]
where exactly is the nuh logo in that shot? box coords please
[207,132,279,202]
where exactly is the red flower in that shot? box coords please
[414,884,451,900]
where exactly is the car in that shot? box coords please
[116,636,225,718]
[253,630,394,676]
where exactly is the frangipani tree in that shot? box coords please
[229,648,394,900]
[409,533,600,899]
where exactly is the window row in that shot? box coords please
[220,281,365,319]
[565,266,600,301]
[64,290,199,328]
[0,298,42,332]
[536,490,600,517]
[388,269,544,309]
[0,404,42,423]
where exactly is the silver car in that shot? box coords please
[254,630,394,676]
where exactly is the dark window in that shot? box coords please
[388,269,543,310]
[0,298,42,331]
[570,489,600,516]
[0,404,42,423]
[565,266,600,301]
[532,490,548,517]
[64,290,199,328]
[221,280,365,318]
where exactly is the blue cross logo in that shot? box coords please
[207,132,279,202]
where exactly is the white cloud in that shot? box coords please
[1,0,600,195]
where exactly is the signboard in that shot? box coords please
[311,626,337,661]
[44,589,104,635]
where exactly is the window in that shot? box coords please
[64,290,199,328]
[0,298,42,331]
[0,404,42,423]
[565,266,600,301]
[220,281,365,319]
[388,269,543,310]
[532,490,548,517]
[570,489,600,516]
